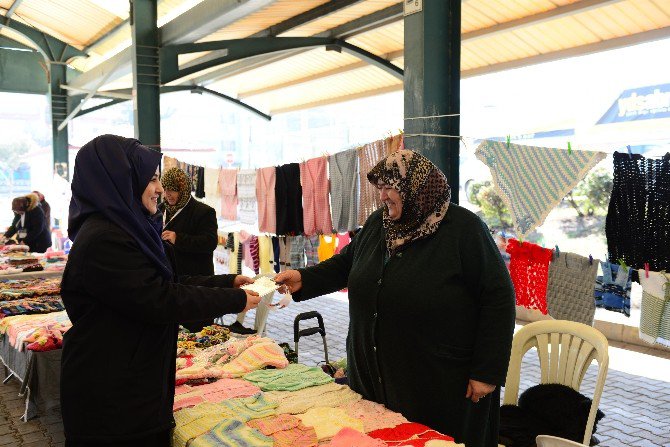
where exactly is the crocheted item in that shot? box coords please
[189,419,273,447]
[607,152,670,272]
[338,399,408,433]
[247,414,318,447]
[256,167,277,234]
[243,363,334,391]
[638,270,670,346]
[218,339,289,378]
[357,140,386,226]
[241,277,280,297]
[275,163,304,235]
[173,393,206,412]
[300,157,333,236]
[546,252,599,325]
[324,427,386,447]
[296,407,364,441]
[595,261,632,317]
[217,393,278,421]
[219,168,238,221]
[265,382,362,415]
[173,379,262,410]
[289,235,307,269]
[329,149,359,232]
[304,235,320,267]
[258,235,275,274]
[367,422,456,446]
[506,239,553,314]
[237,169,258,225]
[476,139,606,237]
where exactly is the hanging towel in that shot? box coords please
[546,252,599,326]
[237,169,257,225]
[305,235,320,267]
[594,261,631,317]
[289,235,306,269]
[275,163,304,235]
[506,239,553,314]
[256,167,277,234]
[300,157,333,236]
[257,235,274,275]
[607,152,670,272]
[475,139,607,238]
[204,167,221,213]
[329,149,359,232]
[318,234,337,261]
[638,269,670,345]
[358,140,387,226]
[219,168,238,221]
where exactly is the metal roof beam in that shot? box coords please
[68,0,274,92]
[270,84,401,115]
[5,0,24,18]
[256,0,363,37]
[462,26,670,79]
[462,0,624,43]
[60,84,133,100]
[75,98,127,118]
[185,3,403,86]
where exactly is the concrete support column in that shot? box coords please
[49,62,69,179]
[130,0,161,149]
[403,0,461,203]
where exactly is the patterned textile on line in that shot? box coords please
[237,169,258,225]
[637,269,670,346]
[300,157,333,236]
[506,239,553,314]
[606,151,670,272]
[595,261,632,317]
[545,252,599,326]
[329,149,359,233]
[475,139,606,238]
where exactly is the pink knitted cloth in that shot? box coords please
[247,414,318,447]
[338,399,408,432]
[219,168,238,220]
[324,427,386,447]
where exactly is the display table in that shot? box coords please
[0,334,61,420]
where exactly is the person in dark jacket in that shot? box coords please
[159,167,220,332]
[60,135,260,447]
[275,149,516,447]
[32,190,51,230]
[2,193,51,252]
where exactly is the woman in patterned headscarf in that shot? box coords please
[276,149,515,447]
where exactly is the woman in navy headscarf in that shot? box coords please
[60,135,260,447]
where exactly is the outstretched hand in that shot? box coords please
[233,275,254,288]
[274,270,302,294]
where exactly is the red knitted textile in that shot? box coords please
[367,422,454,446]
[506,239,553,314]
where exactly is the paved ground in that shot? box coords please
[1,291,669,446]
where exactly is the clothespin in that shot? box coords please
[618,258,628,272]
[644,262,650,278]
[555,245,560,257]
[589,254,593,265]
[626,145,633,159]
[567,141,572,155]
[506,135,511,149]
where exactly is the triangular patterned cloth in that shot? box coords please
[475,140,606,237]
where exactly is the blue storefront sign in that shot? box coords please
[598,83,670,124]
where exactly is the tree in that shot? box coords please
[566,168,613,217]
[0,138,34,196]
[469,180,513,230]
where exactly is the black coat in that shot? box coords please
[295,205,516,447]
[60,214,246,442]
[161,198,218,276]
[4,206,51,252]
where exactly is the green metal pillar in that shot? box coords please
[403,0,461,203]
[50,62,69,179]
[130,0,161,149]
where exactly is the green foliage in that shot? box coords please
[469,181,513,230]
[569,168,613,217]
[0,138,32,172]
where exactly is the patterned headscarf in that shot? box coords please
[367,149,451,254]
[161,167,192,220]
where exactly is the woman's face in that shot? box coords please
[377,183,403,220]
[164,190,180,206]
[142,169,164,214]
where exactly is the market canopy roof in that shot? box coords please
[1,0,670,116]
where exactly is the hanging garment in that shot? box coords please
[275,163,304,235]
[195,166,205,198]
[318,234,337,262]
[237,169,258,225]
[289,235,307,269]
[300,157,333,236]
[272,236,280,273]
[637,269,669,345]
[218,168,238,220]
[163,156,179,172]
[305,235,320,267]
[256,167,277,234]
[278,237,291,272]
[258,236,274,275]
[546,252,599,326]
[358,141,386,226]
[228,233,242,275]
[239,231,253,273]
[329,149,359,232]
[606,152,670,272]
[204,167,222,213]
[249,236,260,275]
[594,261,632,317]
[334,232,351,255]
[475,139,607,238]
[506,239,553,314]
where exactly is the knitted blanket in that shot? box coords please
[243,363,333,391]
[475,140,606,237]
[265,382,362,415]
[638,269,670,346]
[546,252,599,325]
[247,414,318,447]
[296,407,364,441]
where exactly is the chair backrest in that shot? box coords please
[503,320,609,445]
[536,435,589,447]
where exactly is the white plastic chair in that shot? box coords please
[536,434,589,447]
[503,320,609,446]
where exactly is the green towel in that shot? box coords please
[243,363,333,391]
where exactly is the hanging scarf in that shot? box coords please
[161,167,193,222]
[68,134,172,279]
[367,149,451,254]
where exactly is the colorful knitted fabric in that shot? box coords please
[506,239,553,314]
[304,235,320,267]
[237,169,258,225]
[329,149,359,232]
[218,339,288,377]
[247,414,318,447]
[289,235,307,269]
[607,152,670,272]
[638,269,670,345]
[256,167,277,234]
[249,236,260,274]
[338,399,408,433]
[475,139,606,238]
[217,393,278,421]
[296,407,364,441]
[243,363,333,391]
[265,382,362,415]
[257,235,275,274]
[173,379,262,410]
[546,252,599,325]
[203,167,221,212]
[367,422,456,446]
[189,419,273,447]
[219,168,238,221]
[595,261,632,317]
[357,140,386,226]
[0,278,61,299]
[173,393,206,411]
[324,427,386,447]
[300,157,333,236]
[0,295,64,318]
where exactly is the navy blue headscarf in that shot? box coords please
[68,134,172,279]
